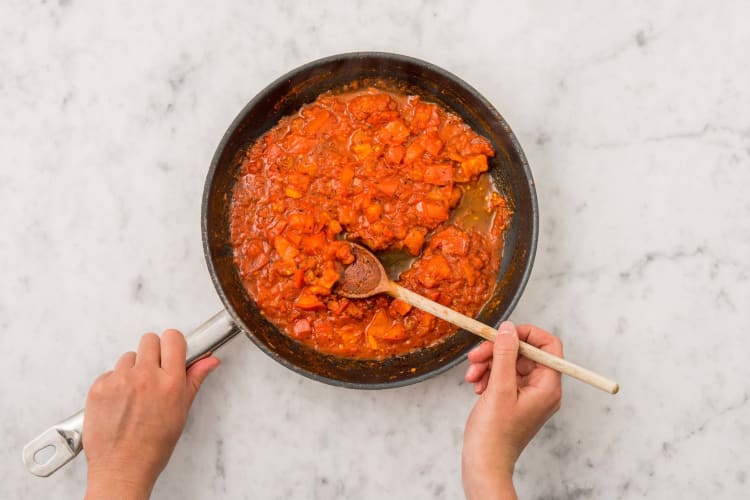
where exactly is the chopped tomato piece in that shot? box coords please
[303,109,330,135]
[300,232,326,254]
[318,268,341,289]
[384,144,405,165]
[420,133,443,156]
[273,235,299,261]
[288,213,315,233]
[415,200,449,222]
[376,119,410,144]
[293,268,305,289]
[423,164,454,186]
[404,141,425,164]
[292,319,312,338]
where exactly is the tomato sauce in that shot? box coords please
[230,87,511,359]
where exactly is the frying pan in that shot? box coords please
[22,52,538,477]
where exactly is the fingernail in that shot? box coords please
[498,320,515,335]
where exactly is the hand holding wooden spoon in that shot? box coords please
[336,243,619,394]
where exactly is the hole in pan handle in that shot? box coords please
[21,309,241,477]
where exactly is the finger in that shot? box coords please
[114,351,136,372]
[516,325,564,390]
[516,356,536,377]
[185,356,221,406]
[160,329,187,375]
[136,332,161,366]
[465,361,490,383]
[487,321,519,400]
[474,371,490,395]
[86,370,113,401]
[467,341,494,363]
[516,324,563,357]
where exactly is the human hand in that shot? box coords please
[462,322,563,500]
[83,330,220,500]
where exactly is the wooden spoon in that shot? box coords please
[336,243,619,394]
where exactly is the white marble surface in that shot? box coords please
[2,1,749,498]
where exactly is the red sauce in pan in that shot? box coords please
[230,87,511,359]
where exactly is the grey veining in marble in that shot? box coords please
[1,1,749,499]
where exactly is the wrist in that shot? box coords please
[464,469,516,500]
[85,465,156,500]
[463,462,516,500]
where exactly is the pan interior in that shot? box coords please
[203,53,537,388]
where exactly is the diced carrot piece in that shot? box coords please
[328,241,354,264]
[308,285,331,296]
[460,155,488,177]
[327,219,342,235]
[423,164,454,186]
[403,228,425,256]
[365,202,382,222]
[352,143,372,159]
[297,162,318,175]
[417,254,452,288]
[318,268,341,289]
[341,166,355,187]
[367,333,379,349]
[419,311,435,330]
[376,177,400,196]
[295,288,325,310]
[285,186,303,198]
[272,259,297,277]
[461,261,476,286]
[365,310,391,339]
[390,299,413,316]
[273,235,299,261]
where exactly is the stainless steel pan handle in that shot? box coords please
[22,309,241,477]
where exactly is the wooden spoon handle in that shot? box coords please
[390,284,619,394]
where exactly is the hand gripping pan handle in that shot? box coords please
[22,310,240,477]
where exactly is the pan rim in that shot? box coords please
[201,51,539,389]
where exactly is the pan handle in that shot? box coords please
[22,309,241,477]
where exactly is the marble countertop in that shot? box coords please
[2,1,749,498]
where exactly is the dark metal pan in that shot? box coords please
[23,52,537,477]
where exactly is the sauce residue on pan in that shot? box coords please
[230,87,512,359]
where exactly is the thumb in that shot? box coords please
[488,321,519,401]
[186,356,221,406]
